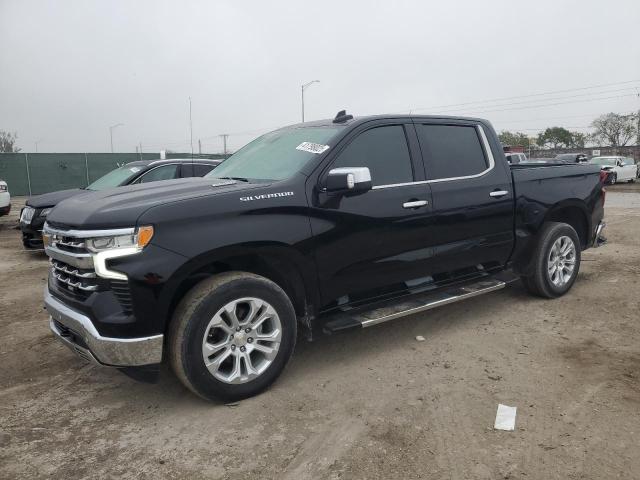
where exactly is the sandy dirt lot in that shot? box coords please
[1,187,639,480]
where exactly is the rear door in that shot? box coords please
[310,121,435,308]
[415,121,514,278]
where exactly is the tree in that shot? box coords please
[0,130,21,153]
[589,113,638,147]
[537,127,574,149]
[569,131,586,148]
[498,131,531,147]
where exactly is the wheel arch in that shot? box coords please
[512,200,590,275]
[543,201,591,249]
[161,243,317,334]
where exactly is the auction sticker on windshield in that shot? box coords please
[296,142,330,154]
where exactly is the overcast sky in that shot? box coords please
[1,0,639,153]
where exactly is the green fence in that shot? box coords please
[0,153,226,196]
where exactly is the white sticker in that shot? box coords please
[296,142,330,154]
[129,167,141,173]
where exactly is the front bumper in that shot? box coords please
[45,287,163,366]
[21,218,45,249]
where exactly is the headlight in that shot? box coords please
[85,225,154,253]
[40,208,52,217]
[0,184,7,192]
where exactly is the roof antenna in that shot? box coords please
[333,110,353,123]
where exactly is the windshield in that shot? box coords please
[86,165,143,190]
[589,157,617,166]
[207,126,342,181]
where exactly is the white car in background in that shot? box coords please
[0,180,10,216]
[589,156,638,184]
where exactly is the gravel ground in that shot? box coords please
[1,187,639,480]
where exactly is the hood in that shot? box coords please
[26,188,85,208]
[46,177,265,229]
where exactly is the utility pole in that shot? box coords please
[301,80,320,122]
[219,134,229,156]
[109,123,124,153]
[34,140,41,153]
[637,107,640,147]
[189,97,194,158]
[198,139,202,154]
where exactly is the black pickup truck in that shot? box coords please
[43,112,606,401]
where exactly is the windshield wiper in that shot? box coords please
[216,176,250,182]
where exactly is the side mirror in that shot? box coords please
[325,167,372,194]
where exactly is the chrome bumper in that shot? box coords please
[45,287,163,366]
[592,221,607,248]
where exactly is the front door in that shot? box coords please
[309,122,435,309]
[414,121,514,278]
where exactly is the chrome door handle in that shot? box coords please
[403,200,428,209]
[489,190,509,198]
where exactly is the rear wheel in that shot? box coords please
[169,272,297,402]
[521,222,581,298]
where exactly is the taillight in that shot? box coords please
[599,170,607,183]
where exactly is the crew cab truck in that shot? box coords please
[43,112,606,402]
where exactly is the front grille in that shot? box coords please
[51,259,99,296]
[46,227,133,315]
[54,236,88,255]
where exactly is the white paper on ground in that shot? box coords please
[494,404,517,431]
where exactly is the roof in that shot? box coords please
[281,113,489,130]
[124,158,222,167]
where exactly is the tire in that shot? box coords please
[609,173,617,185]
[169,271,297,402]
[521,222,581,299]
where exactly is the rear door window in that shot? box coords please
[416,124,488,180]
[331,125,414,186]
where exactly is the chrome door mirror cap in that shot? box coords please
[325,167,372,194]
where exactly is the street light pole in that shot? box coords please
[109,123,124,153]
[301,80,320,123]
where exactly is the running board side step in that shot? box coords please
[322,277,510,334]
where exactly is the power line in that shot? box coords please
[457,93,637,116]
[496,111,637,125]
[427,87,638,115]
[409,79,640,113]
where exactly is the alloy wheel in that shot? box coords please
[547,235,576,287]
[201,297,282,384]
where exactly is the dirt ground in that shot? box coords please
[1,186,639,480]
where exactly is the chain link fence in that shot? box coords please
[0,153,225,196]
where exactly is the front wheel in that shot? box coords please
[521,222,581,298]
[169,272,297,402]
[609,173,617,185]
